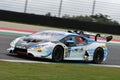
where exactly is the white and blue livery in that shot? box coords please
[7,30,112,64]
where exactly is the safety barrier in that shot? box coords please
[0,10,120,34]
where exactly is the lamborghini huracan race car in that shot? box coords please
[7,30,112,64]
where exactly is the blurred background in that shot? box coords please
[0,0,120,24]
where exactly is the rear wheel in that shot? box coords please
[93,47,104,64]
[52,46,64,62]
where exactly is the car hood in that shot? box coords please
[15,36,50,49]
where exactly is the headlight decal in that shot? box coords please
[34,48,42,52]
[101,45,107,49]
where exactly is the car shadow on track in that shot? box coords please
[7,54,94,64]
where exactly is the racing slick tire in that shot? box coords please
[52,45,64,62]
[93,47,104,64]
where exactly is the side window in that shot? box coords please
[61,36,77,46]
[67,36,76,42]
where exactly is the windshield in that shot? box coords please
[29,31,66,41]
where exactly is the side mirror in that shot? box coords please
[106,36,113,42]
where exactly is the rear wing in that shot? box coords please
[94,34,113,42]
[68,30,113,42]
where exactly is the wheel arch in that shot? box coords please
[53,45,64,52]
[52,45,65,62]
[94,47,104,53]
[93,47,104,64]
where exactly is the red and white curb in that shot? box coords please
[0,27,120,43]
[0,27,35,34]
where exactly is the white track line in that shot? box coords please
[0,59,52,64]
[0,59,120,68]
[90,64,120,68]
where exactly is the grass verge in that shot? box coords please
[0,61,120,80]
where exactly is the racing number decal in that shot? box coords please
[67,47,84,58]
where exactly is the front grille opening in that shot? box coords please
[14,48,27,55]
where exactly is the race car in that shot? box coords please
[7,30,112,64]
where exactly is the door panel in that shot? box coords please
[68,46,85,58]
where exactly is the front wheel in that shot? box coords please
[52,46,64,62]
[93,47,104,64]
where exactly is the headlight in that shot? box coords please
[10,37,21,47]
[10,42,14,47]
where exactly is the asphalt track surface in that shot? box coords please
[0,34,120,65]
